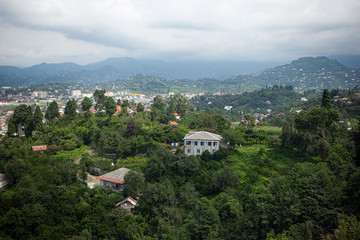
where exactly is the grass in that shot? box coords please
[115,156,148,172]
[52,145,89,161]
[236,144,268,155]
[255,126,282,138]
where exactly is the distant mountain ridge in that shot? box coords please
[0,56,359,92]
[0,57,279,87]
[258,56,359,91]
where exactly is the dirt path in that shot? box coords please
[86,173,100,189]
[75,148,100,188]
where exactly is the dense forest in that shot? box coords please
[1,88,360,239]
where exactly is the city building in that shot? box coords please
[71,90,82,98]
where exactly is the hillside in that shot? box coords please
[192,86,313,122]
[1,91,359,239]
[0,56,359,93]
[0,58,277,87]
[257,56,360,91]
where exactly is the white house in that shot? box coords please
[184,131,226,156]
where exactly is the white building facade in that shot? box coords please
[184,131,225,156]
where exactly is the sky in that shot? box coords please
[0,0,359,67]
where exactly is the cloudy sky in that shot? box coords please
[0,0,359,67]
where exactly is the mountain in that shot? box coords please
[0,57,279,87]
[0,56,359,92]
[328,55,360,69]
[255,56,360,91]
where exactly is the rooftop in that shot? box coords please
[115,196,138,207]
[184,131,222,141]
[96,167,130,184]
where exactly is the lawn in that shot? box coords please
[52,145,89,162]
[255,126,282,138]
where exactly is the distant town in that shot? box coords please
[0,84,213,135]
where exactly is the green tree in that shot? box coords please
[124,171,145,198]
[45,101,60,121]
[81,96,92,112]
[321,89,331,109]
[294,107,340,157]
[64,99,77,118]
[4,158,28,184]
[213,193,243,240]
[139,180,175,217]
[185,197,220,240]
[93,89,106,111]
[168,93,187,115]
[33,106,43,131]
[12,104,32,136]
[104,97,116,117]
[6,117,16,136]
[13,104,32,126]
[137,102,144,113]
[152,95,165,110]
[334,214,360,240]
[121,99,130,109]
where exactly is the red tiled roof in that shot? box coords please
[96,176,125,184]
[170,121,179,125]
[32,145,47,151]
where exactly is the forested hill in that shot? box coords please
[193,86,306,116]
[1,90,360,239]
[256,56,360,91]
[1,56,359,93]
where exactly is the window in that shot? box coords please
[201,142,204,146]
[197,149,200,154]
[194,141,198,146]
[213,142,217,146]
[186,141,191,145]
[188,149,191,153]
[208,142,212,146]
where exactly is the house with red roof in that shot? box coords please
[32,145,47,152]
[96,167,130,191]
[173,113,181,120]
[115,196,138,213]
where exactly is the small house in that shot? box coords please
[115,196,138,213]
[173,113,181,120]
[32,145,47,152]
[96,167,130,191]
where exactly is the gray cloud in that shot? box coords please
[0,0,359,66]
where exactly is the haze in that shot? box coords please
[0,0,359,67]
